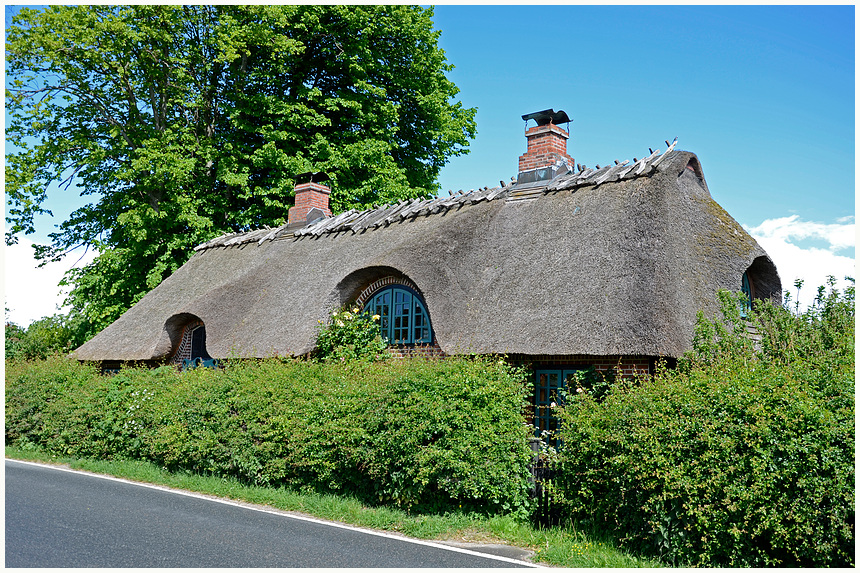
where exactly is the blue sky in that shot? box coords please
[431,5,853,227]
[4,4,856,324]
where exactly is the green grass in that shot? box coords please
[6,445,660,568]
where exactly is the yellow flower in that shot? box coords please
[372,314,380,321]
[351,307,359,314]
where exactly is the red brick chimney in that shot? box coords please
[288,172,332,226]
[517,109,574,184]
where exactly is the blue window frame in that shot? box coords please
[364,285,432,345]
[741,271,752,318]
[533,368,584,438]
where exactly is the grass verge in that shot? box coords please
[6,446,660,568]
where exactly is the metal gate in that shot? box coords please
[531,453,561,526]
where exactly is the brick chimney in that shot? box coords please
[288,172,332,226]
[517,109,574,185]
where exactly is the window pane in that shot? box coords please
[190,326,206,358]
[741,272,752,318]
[413,299,431,343]
[393,288,412,343]
[535,369,564,440]
[374,292,391,341]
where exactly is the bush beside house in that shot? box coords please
[553,282,855,567]
[5,355,534,516]
[5,312,91,361]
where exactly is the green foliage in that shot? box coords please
[5,312,92,361]
[313,306,389,362]
[553,279,855,567]
[5,5,477,333]
[5,356,533,517]
[4,322,23,357]
[565,366,617,404]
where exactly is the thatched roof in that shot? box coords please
[73,142,781,362]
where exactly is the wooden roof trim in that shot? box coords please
[194,139,679,250]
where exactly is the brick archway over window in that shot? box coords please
[355,275,423,307]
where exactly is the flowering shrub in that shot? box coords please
[313,306,389,362]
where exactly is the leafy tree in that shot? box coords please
[6,5,476,333]
[5,312,91,361]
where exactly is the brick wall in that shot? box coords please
[387,342,446,359]
[169,319,204,365]
[373,349,655,374]
[508,353,657,377]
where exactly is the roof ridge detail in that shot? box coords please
[193,138,678,250]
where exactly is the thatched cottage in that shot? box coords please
[74,110,781,431]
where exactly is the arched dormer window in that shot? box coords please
[362,284,432,345]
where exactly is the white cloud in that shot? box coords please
[748,215,855,251]
[745,216,856,310]
[3,239,98,327]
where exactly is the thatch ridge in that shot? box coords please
[194,139,680,250]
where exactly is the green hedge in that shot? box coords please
[5,356,534,516]
[554,284,855,567]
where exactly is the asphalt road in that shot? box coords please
[6,460,535,568]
